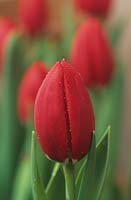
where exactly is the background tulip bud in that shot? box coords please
[74,0,112,17]
[70,18,115,88]
[18,0,48,36]
[34,59,95,162]
[18,62,47,122]
[0,17,16,71]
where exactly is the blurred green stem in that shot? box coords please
[63,162,75,200]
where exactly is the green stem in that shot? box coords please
[63,163,75,200]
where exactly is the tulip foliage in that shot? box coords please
[0,0,127,200]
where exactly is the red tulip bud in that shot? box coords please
[74,0,112,17]
[19,0,48,36]
[0,18,16,71]
[34,60,95,162]
[71,18,114,88]
[18,62,47,122]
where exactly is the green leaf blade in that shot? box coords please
[76,126,110,190]
[77,134,96,200]
[0,33,26,199]
[95,126,111,200]
[46,163,61,195]
[31,131,48,200]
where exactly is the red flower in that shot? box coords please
[34,60,95,162]
[18,62,47,122]
[18,0,48,36]
[74,0,112,17]
[0,17,15,71]
[71,18,114,88]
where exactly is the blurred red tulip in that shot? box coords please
[74,0,112,17]
[19,0,48,36]
[34,59,95,162]
[0,17,16,71]
[18,62,47,122]
[71,18,114,88]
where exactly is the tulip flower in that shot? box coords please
[18,62,47,122]
[18,0,48,36]
[0,17,15,71]
[70,18,114,88]
[74,0,112,17]
[34,59,95,162]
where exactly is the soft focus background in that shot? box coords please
[0,0,130,186]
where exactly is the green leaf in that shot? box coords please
[95,93,111,145]
[96,126,111,148]
[46,165,65,200]
[77,134,96,200]
[0,33,25,199]
[31,131,48,200]
[11,120,34,200]
[95,126,111,200]
[109,66,125,172]
[76,126,110,192]
[75,159,87,194]
[95,65,124,175]
[46,163,61,195]
[11,158,31,200]
[37,146,54,188]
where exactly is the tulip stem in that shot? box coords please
[63,162,75,200]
